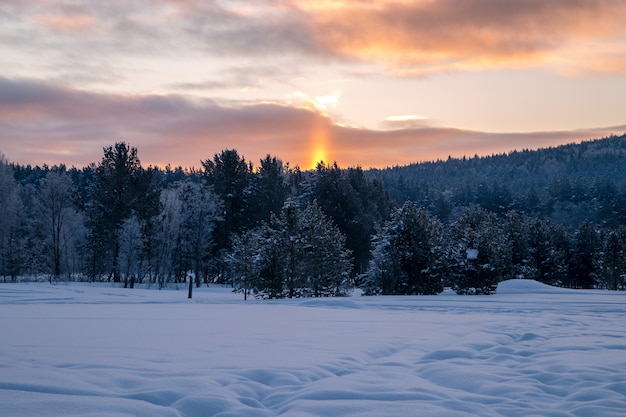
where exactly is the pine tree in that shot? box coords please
[312,163,392,276]
[247,155,289,226]
[201,149,251,259]
[133,166,162,283]
[86,142,158,281]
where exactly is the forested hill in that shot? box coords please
[2,135,626,292]
[367,134,626,226]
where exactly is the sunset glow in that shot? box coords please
[1,1,625,169]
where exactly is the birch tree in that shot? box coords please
[37,171,84,280]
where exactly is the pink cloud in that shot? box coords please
[0,78,623,169]
[32,14,96,33]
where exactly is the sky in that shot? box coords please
[1,0,626,170]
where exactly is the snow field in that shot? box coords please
[1,281,625,416]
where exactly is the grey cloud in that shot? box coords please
[3,0,626,80]
[167,65,298,91]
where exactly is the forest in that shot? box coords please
[1,134,626,297]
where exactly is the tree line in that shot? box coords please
[0,143,391,298]
[363,202,626,295]
[1,137,626,296]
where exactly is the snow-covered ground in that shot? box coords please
[1,280,625,417]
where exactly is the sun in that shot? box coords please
[308,121,330,169]
[310,145,328,169]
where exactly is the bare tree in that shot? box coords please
[37,171,83,280]
[152,188,182,288]
[117,215,144,288]
[0,154,22,282]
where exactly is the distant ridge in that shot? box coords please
[366,134,626,226]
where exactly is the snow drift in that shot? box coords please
[1,280,625,416]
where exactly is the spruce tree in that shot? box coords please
[254,221,287,299]
[363,201,443,295]
[526,218,569,286]
[228,229,261,300]
[449,206,511,295]
[567,221,600,289]
[300,201,353,297]
[595,227,626,290]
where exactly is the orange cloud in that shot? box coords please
[301,0,626,75]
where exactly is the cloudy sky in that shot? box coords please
[1,0,626,169]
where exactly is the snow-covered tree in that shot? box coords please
[117,215,144,288]
[363,201,444,295]
[300,200,353,297]
[232,200,352,299]
[228,229,261,300]
[448,206,511,295]
[152,187,183,287]
[176,180,222,298]
[253,221,287,299]
[278,200,306,298]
